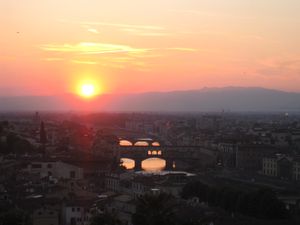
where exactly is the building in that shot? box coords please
[26,161,83,180]
[218,143,237,168]
[294,160,300,181]
[105,171,194,199]
[106,194,136,225]
[62,200,93,225]
[236,144,280,172]
[32,208,59,225]
[263,154,300,181]
[262,157,278,177]
[271,130,291,147]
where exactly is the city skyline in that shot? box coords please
[1,0,300,97]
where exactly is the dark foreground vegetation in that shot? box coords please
[182,181,289,220]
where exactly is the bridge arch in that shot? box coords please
[133,141,150,146]
[120,158,135,169]
[151,141,160,146]
[119,140,133,146]
[141,157,166,171]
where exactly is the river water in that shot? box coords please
[121,158,166,171]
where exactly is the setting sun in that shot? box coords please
[74,76,102,98]
[80,84,96,98]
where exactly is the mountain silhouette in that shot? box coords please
[0,87,299,112]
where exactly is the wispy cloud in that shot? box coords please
[59,19,170,37]
[169,9,212,16]
[39,42,148,55]
[58,19,164,31]
[135,32,171,37]
[39,40,200,71]
[166,47,198,52]
[87,28,99,34]
[43,58,64,61]
[79,22,164,31]
[120,28,171,37]
[71,60,98,65]
[87,22,169,37]
[169,9,255,20]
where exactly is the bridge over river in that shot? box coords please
[118,139,217,171]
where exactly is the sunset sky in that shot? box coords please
[1,0,300,96]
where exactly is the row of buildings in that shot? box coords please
[262,154,300,181]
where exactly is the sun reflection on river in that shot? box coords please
[121,158,166,171]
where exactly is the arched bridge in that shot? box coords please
[118,140,218,171]
[119,138,161,147]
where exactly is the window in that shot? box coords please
[77,208,80,212]
[47,164,52,168]
[72,208,75,212]
[70,171,76,179]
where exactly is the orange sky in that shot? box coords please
[1,0,300,96]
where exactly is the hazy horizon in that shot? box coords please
[1,87,300,112]
[0,86,300,98]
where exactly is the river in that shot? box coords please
[121,158,166,171]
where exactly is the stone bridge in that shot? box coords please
[117,144,218,171]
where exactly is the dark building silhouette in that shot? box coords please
[40,121,47,144]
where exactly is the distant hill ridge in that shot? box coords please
[0,87,300,112]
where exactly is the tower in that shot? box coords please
[40,121,47,144]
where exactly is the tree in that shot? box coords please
[132,192,177,225]
[181,181,208,202]
[90,212,120,225]
[4,132,34,154]
[182,182,289,220]
[0,209,30,225]
[255,188,289,219]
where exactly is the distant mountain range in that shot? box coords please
[0,87,300,112]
